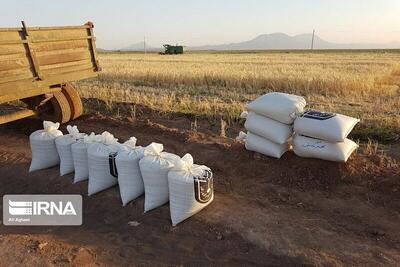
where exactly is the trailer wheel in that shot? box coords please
[40,91,72,124]
[62,82,83,120]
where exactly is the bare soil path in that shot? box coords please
[0,114,399,266]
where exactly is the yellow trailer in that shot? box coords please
[0,21,101,124]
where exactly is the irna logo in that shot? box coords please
[8,200,77,216]
[4,195,82,226]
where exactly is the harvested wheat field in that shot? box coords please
[77,50,400,142]
[0,112,399,266]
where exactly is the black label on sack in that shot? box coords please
[194,169,213,204]
[108,152,118,178]
[301,109,336,120]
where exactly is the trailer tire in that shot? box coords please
[41,91,72,124]
[62,83,83,120]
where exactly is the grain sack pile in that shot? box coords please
[139,143,180,212]
[168,154,213,226]
[71,132,102,183]
[55,125,86,176]
[293,110,359,162]
[27,123,214,225]
[115,137,145,206]
[240,92,306,158]
[87,131,121,196]
[29,121,63,172]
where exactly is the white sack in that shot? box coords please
[294,110,360,142]
[55,125,86,176]
[244,112,293,145]
[87,132,121,196]
[247,92,306,124]
[71,132,102,183]
[139,143,180,212]
[293,135,358,162]
[29,121,63,172]
[236,131,247,141]
[168,154,214,226]
[240,111,248,119]
[244,132,289,159]
[115,137,145,206]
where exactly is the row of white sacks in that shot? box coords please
[29,121,214,226]
[238,92,360,162]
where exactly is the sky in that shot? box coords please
[1,0,399,50]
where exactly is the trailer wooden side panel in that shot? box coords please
[0,22,100,103]
[29,28,89,41]
[0,30,23,42]
[0,44,26,55]
[34,39,89,52]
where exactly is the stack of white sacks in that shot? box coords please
[29,121,213,226]
[238,92,307,158]
[238,92,359,162]
[293,110,359,162]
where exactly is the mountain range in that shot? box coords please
[116,33,400,51]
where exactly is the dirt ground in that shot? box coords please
[0,113,399,266]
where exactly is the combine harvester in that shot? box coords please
[0,21,100,124]
[160,44,184,55]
